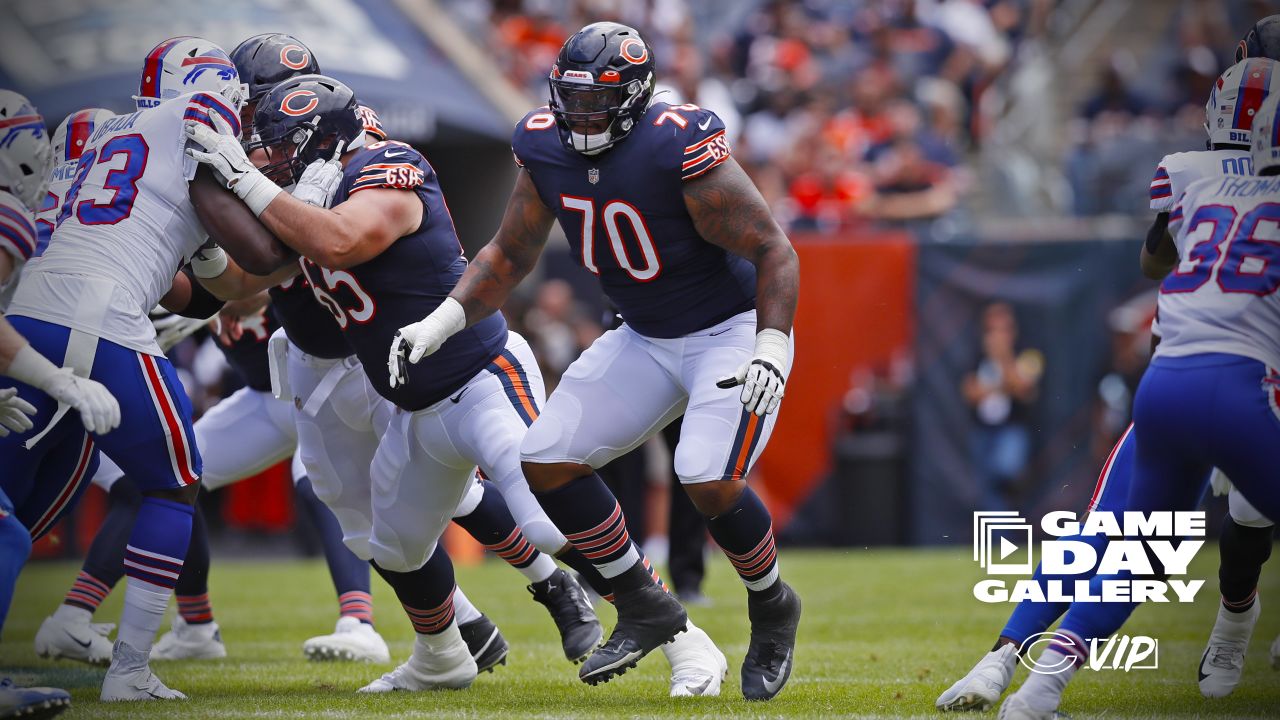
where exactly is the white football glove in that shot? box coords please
[7,344,121,434]
[0,387,36,436]
[716,328,790,417]
[184,112,282,216]
[150,307,210,352]
[292,158,345,208]
[388,297,466,388]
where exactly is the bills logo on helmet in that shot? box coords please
[181,53,237,86]
[0,99,45,150]
[279,44,311,71]
[620,38,648,64]
[280,90,320,117]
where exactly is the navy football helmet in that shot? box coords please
[1238,15,1280,62]
[548,22,655,155]
[231,33,320,131]
[249,74,361,185]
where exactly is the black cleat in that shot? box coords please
[741,580,801,701]
[529,568,604,663]
[458,615,509,674]
[579,581,687,686]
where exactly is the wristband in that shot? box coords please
[233,170,284,217]
[7,344,60,391]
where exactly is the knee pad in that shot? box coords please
[520,518,568,555]
[451,478,484,518]
[369,539,434,574]
[673,437,719,484]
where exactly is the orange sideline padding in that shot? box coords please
[753,233,915,527]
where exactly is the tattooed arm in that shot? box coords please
[390,169,555,375]
[683,157,799,335]
[450,169,557,325]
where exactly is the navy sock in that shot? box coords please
[64,477,142,613]
[556,546,615,599]
[296,476,373,622]
[0,513,33,636]
[174,503,212,624]
[706,487,780,594]
[1219,516,1273,612]
[453,481,544,572]
[534,472,646,592]
[372,545,456,635]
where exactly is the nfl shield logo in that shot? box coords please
[588,168,600,184]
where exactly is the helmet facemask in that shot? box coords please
[549,75,650,155]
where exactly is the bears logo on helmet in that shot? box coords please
[279,44,312,71]
[280,90,320,117]
[548,22,656,155]
[249,74,361,185]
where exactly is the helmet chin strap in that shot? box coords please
[570,129,612,155]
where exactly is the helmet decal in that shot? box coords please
[281,89,320,117]
[279,44,311,70]
[620,38,648,65]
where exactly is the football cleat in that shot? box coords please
[579,581,687,686]
[1198,599,1260,698]
[661,622,727,697]
[529,568,603,663]
[936,643,1018,711]
[151,616,227,661]
[996,691,1061,720]
[741,581,801,701]
[100,641,187,701]
[0,678,70,720]
[303,616,391,663]
[34,613,114,665]
[458,615,509,673]
[357,627,476,693]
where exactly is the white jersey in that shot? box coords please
[1156,174,1280,369]
[1149,149,1252,212]
[0,189,38,310]
[9,91,238,355]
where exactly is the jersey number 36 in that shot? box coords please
[1163,202,1280,295]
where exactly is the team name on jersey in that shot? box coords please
[1213,176,1280,198]
[91,112,142,143]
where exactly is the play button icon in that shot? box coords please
[999,536,1020,561]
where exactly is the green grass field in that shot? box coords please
[2,548,1278,719]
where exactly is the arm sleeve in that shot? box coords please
[0,194,38,264]
[1149,162,1173,211]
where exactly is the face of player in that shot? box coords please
[552,82,620,136]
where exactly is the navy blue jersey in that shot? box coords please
[299,141,507,411]
[214,306,276,392]
[268,273,349,359]
[512,102,756,338]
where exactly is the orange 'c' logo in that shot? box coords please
[280,45,311,70]
[620,38,648,65]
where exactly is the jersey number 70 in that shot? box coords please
[560,196,662,282]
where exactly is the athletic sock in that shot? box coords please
[61,571,111,616]
[1016,631,1082,710]
[173,503,212,624]
[556,546,614,599]
[453,480,555,583]
[452,586,482,625]
[70,477,143,612]
[0,513,33,634]
[705,487,780,594]
[1218,516,1273,613]
[296,476,374,624]
[373,545,456,635]
[533,472,644,586]
[119,497,194,651]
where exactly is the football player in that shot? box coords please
[186,74,618,691]
[937,57,1280,711]
[997,84,1280,720]
[388,23,801,700]
[0,37,298,702]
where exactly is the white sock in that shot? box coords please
[452,587,482,625]
[415,621,462,653]
[521,553,557,584]
[1018,649,1078,711]
[118,578,171,651]
[53,603,93,624]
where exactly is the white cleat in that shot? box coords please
[996,691,1060,720]
[1198,599,1260,698]
[100,641,187,701]
[357,626,476,693]
[152,616,226,661]
[937,643,1018,711]
[303,616,391,663]
[34,613,114,665]
[662,622,727,697]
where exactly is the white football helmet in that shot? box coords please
[1205,58,1280,147]
[0,89,53,212]
[133,36,247,114]
[51,107,114,165]
[1252,92,1280,176]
